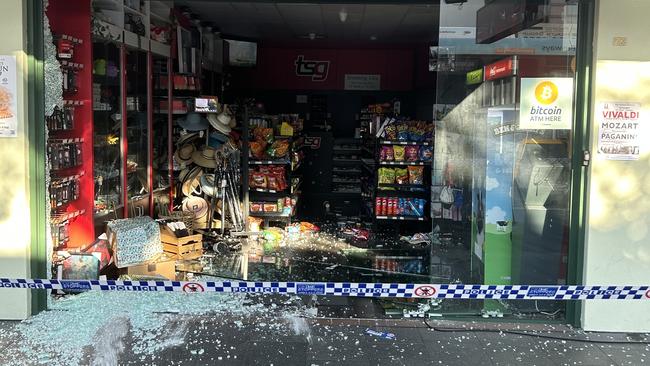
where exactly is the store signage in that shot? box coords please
[519,77,574,130]
[466,68,484,85]
[294,55,330,82]
[0,55,18,138]
[597,101,642,161]
[484,58,516,81]
[304,136,321,149]
[344,74,380,91]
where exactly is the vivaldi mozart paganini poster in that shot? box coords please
[0,55,18,137]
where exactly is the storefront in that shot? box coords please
[1,0,648,331]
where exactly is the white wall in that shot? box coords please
[582,0,650,332]
[0,0,32,320]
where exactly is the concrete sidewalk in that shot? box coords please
[0,290,648,366]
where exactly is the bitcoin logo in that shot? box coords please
[534,81,559,105]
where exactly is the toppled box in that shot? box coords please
[107,216,162,268]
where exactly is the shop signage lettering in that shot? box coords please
[597,102,642,160]
[493,123,517,136]
[344,74,381,91]
[304,136,321,149]
[295,55,330,81]
[296,283,325,295]
[526,286,558,297]
[519,77,573,130]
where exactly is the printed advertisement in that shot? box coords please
[0,55,18,138]
[519,77,574,130]
[597,102,642,160]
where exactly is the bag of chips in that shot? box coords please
[419,146,433,161]
[250,141,267,159]
[384,124,397,140]
[393,146,405,161]
[378,168,396,184]
[395,168,409,184]
[251,172,268,188]
[405,146,419,162]
[408,166,424,185]
[381,146,394,161]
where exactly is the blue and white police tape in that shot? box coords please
[1,278,649,300]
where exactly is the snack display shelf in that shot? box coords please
[379,161,427,166]
[377,183,426,189]
[250,188,285,194]
[379,140,432,146]
[250,159,291,165]
[375,215,426,221]
[51,209,86,225]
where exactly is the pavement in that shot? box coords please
[0,292,648,366]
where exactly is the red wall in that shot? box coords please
[47,0,94,247]
[233,45,424,91]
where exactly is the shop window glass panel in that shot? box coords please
[432,0,578,318]
[125,48,150,216]
[93,41,123,226]
[152,56,171,217]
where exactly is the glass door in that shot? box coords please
[124,47,151,217]
[92,40,124,228]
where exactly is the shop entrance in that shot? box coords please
[44,0,581,321]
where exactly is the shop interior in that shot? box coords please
[46,0,576,319]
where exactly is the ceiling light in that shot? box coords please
[309,32,316,40]
[370,35,377,41]
[339,8,348,23]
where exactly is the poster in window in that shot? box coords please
[0,55,17,138]
[597,102,642,161]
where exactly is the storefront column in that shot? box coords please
[0,0,41,319]
[582,0,650,332]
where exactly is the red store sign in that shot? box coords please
[484,57,517,81]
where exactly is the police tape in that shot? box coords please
[1,278,649,300]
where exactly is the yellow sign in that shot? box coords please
[534,81,559,105]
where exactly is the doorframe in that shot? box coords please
[26,0,48,314]
[565,0,596,328]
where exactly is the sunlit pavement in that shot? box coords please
[0,292,648,366]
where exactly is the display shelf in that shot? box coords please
[249,211,292,218]
[51,171,85,184]
[60,60,85,70]
[250,188,285,194]
[64,100,85,106]
[380,140,431,146]
[379,161,427,166]
[375,215,426,221]
[377,183,426,189]
[49,137,85,144]
[250,159,291,165]
[51,209,86,225]
[332,158,360,163]
[333,168,361,174]
[333,178,360,184]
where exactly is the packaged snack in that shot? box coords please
[267,175,280,191]
[273,140,290,157]
[375,197,382,215]
[251,172,268,188]
[393,145,405,161]
[254,127,274,144]
[378,168,396,184]
[263,203,278,212]
[405,146,419,162]
[419,146,433,161]
[381,197,388,215]
[380,146,394,161]
[384,125,397,140]
[395,168,409,185]
[408,166,424,185]
[250,203,263,212]
[277,198,284,210]
[250,141,267,159]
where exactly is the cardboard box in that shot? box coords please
[124,257,176,280]
[160,226,203,260]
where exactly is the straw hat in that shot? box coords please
[207,113,232,134]
[182,196,208,219]
[200,174,221,197]
[208,131,229,148]
[173,143,195,165]
[181,166,203,197]
[192,146,218,169]
[177,112,209,131]
[177,131,200,146]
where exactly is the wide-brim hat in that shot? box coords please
[200,174,222,197]
[192,146,218,169]
[208,132,229,148]
[178,112,209,131]
[207,113,232,134]
[173,143,195,165]
[182,196,208,219]
[177,131,200,146]
[229,117,237,128]
[181,166,203,197]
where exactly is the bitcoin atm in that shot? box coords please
[470,56,573,314]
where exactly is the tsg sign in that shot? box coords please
[295,55,330,81]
